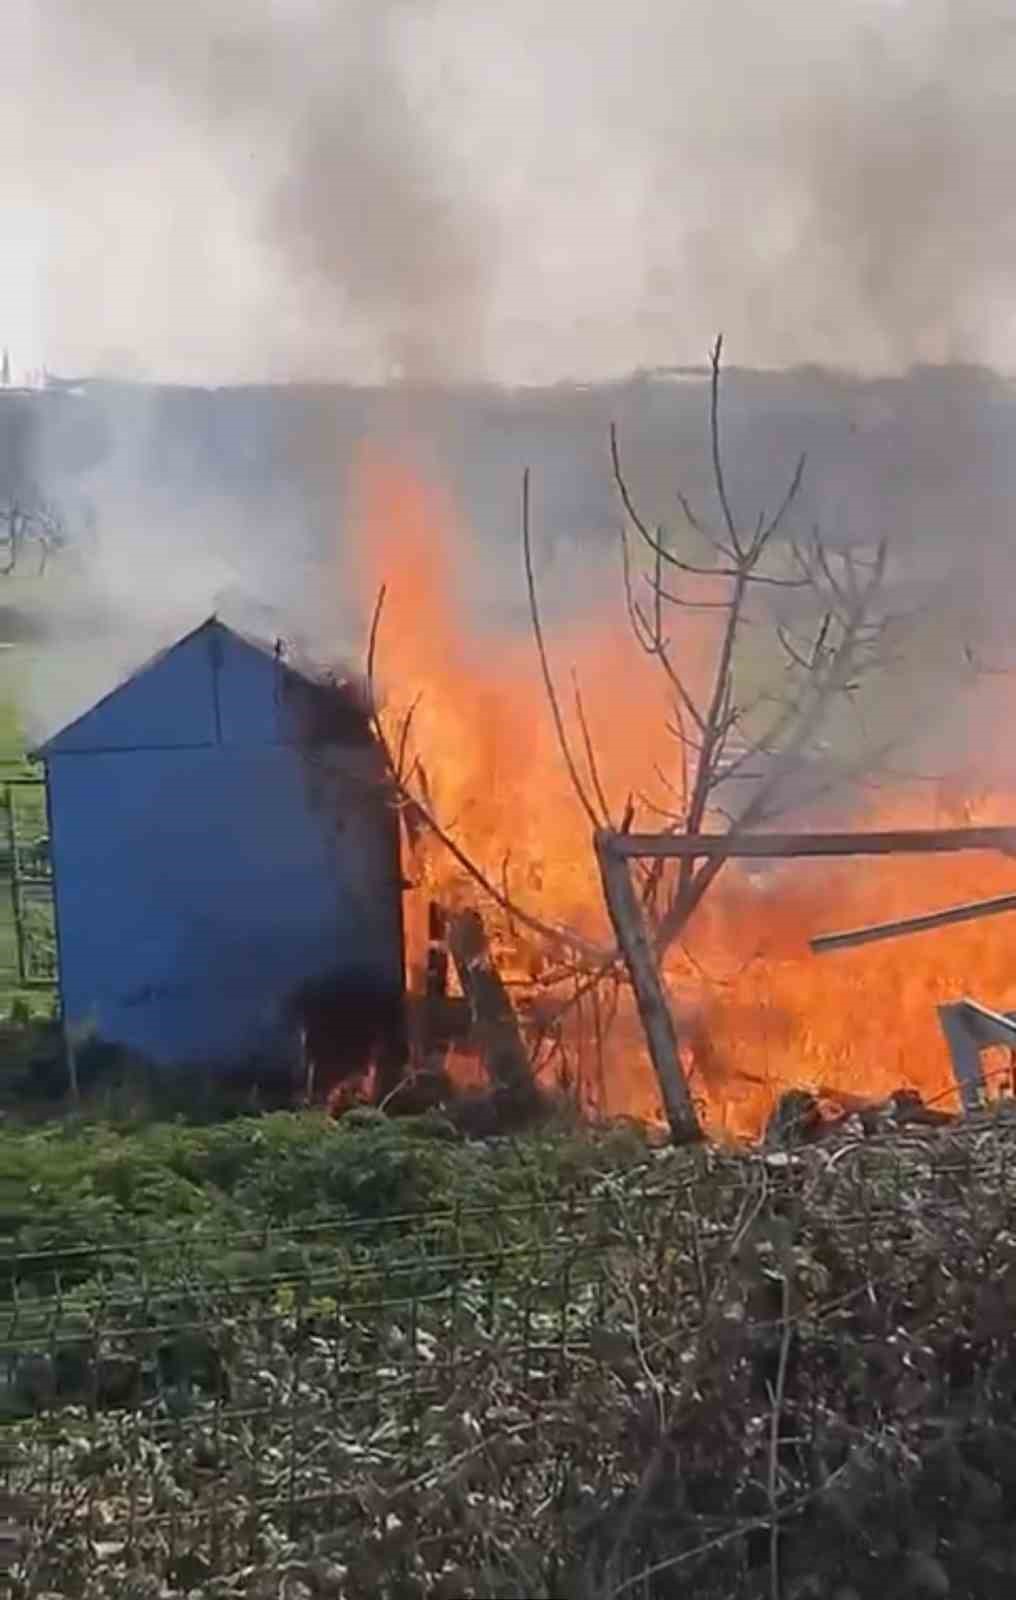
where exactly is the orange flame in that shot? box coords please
[347,445,1016,1139]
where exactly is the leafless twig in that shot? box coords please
[533,335,899,1131]
[522,468,606,830]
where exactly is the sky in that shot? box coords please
[3,0,1016,386]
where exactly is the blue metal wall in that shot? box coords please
[42,622,403,1067]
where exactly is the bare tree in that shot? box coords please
[0,497,66,576]
[525,336,899,1141]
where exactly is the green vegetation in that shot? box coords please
[0,1106,650,1268]
[0,700,27,771]
[5,1110,1016,1596]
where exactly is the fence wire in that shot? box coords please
[4,1123,1016,1597]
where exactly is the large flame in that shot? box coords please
[349,445,1016,1139]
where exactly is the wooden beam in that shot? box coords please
[448,907,539,1109]
[605,826,1016,861]
[811,891,1016,955]
[593,833,702,1145]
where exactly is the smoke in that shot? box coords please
[6,0,493,384]
[6,0,1016,801]
[11,378,366,743]
[4,0,1016,383]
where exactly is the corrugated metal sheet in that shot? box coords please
[42,619,403,1069]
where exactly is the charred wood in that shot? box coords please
[607,825,1016,861]
[448,907,541,1114]
[764,1086,956,1147]
[812,890,1016,954]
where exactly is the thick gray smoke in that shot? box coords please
[6,0,492,383]
[5,0,1016,383]
[6,0,1016,806]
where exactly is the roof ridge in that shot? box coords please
[31,616,363,758]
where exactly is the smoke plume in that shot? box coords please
[4,0,1016,383]
[6,0,1016,804]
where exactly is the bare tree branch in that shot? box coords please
[530,336,899,1132]
[523,468,606,830]
[0,499,64,577]
[366,585,614,965]
[573,672,615,828]
[708,334,744,559]
[621,524,707,735]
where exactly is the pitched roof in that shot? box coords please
[33,615,371,758]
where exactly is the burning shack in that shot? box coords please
[34,617,406,1089]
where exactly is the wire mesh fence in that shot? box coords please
[0,1182,680,1594]
[6,1122,1016,1596]
[0,781,55,995]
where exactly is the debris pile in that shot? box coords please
[763,1085,958,1147]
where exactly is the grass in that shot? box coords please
[0,699,27,770]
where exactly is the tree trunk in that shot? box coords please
[594,831,702,1145]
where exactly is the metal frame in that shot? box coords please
[937,999,1016,1114]
[0,776,57,990]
